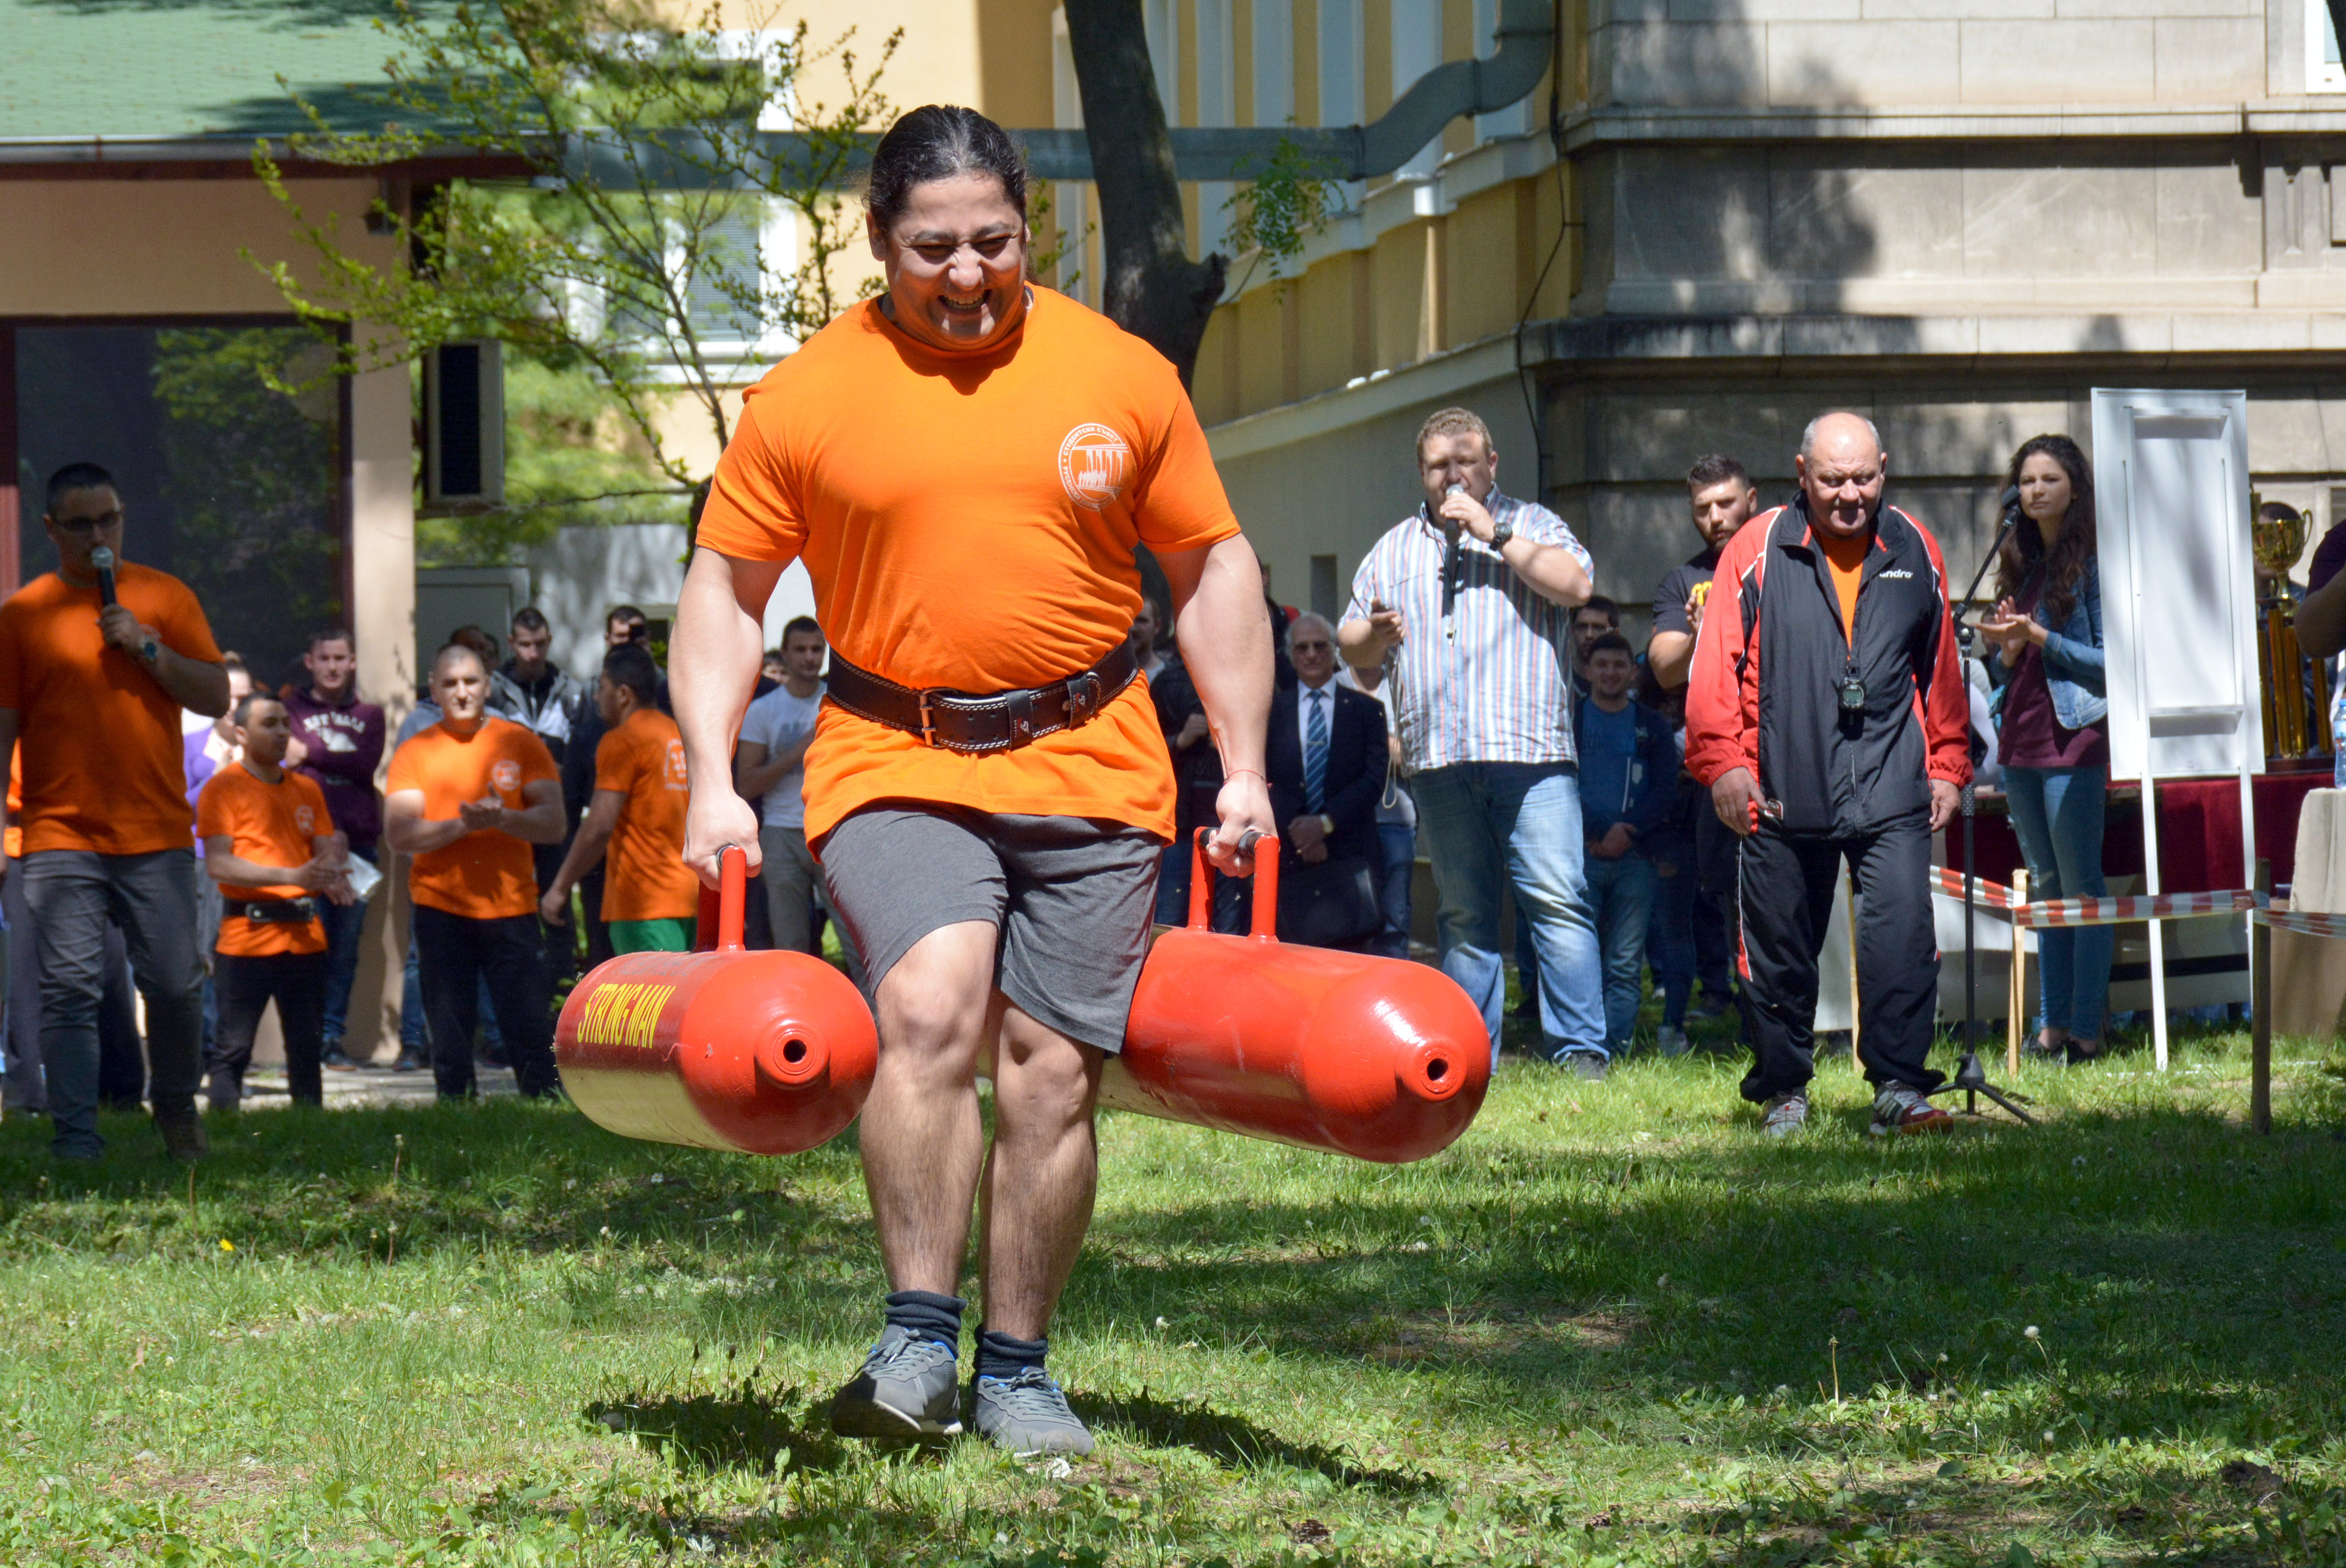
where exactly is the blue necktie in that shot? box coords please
[1304,688,1329,813]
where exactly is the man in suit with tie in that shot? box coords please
[1266,614,1388,946]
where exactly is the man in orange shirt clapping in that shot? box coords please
[0,463,231,1161]
[197,691,353,1110]
[385,643,567,1100]
[539,644,700,953]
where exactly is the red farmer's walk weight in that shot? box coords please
[555,848,878,1156]
[557,839,1489,1166]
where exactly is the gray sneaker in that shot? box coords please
[1760,1093,1808,1138]
[972,1366,1095,1457]
[1656,1025,1691,1058]
[1552,1049,1609,1081]
[829,1325,963,1443]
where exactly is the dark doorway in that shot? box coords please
[8,323,346,689]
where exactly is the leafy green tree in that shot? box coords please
[253,0,894,546]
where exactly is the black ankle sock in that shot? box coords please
[883,1290,965,1356]
[975,1327,1048,1383]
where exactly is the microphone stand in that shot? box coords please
[1931,503,2035,1125]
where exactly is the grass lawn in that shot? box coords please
[1,1024,2342,1567]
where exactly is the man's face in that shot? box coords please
[305,637,356,696]
[594,671,627,727]
[1418,432,1497,515]
[1129,601,1162,654]
[1573,608,1618,663]
[432,653,488,723]
[1588,649,1635,703]
[867,173,1029,354]
[1690,478,1757,552]
[1795,420,1888,538]
[1290,622,1337,688]
[44,485,126,579]
[238,699,292,765]
[608,616,646,649]
[782,631,826,684]
[510,623,551,672]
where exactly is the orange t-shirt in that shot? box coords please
[196,762,334,957]
[1819,530,1872,643]
[386,717,559,920]
[5,748,21,861]
[592,706,698,923]
[695,289,1242,846]
[0,564,224,855]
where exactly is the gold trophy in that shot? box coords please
[2252,498,2334,761]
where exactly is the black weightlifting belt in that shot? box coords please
[225,896,319,925]
[822,643,1138,755]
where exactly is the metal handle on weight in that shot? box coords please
[693,843,750,953]
[1186,826,1282,941]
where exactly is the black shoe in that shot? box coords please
[391,1051,426,1073]
[154,1107,208,1163]
[321,1043,360,1073]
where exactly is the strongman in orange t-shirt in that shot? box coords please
[0,463,232,1163]
[674,107,1275,1457]
[384,643,567,1101]
[196,691,353,1111]
[540,644,699,953]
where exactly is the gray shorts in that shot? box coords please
[818,806,1160,1054]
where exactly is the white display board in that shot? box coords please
[2092,390,2262,779]
[2089,388,2260,1068]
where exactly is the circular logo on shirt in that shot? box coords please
[294,805,316,835]
[1058,423,1134,512]
[664,739,689,789]
[491,759,523,793]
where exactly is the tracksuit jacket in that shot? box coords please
[1680,496,1971,1101]
[1683,497,1970,833]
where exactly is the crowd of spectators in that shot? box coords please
[5,394,2337,1160]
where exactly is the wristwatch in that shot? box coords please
[1489,518,1515,550]
[137,636,160,665]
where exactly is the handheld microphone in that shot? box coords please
[89,546,118,609]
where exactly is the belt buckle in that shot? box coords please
[918,690,937,748]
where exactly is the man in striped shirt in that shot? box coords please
[1338,407,1611,1077]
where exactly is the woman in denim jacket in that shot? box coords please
[1981,435,2110,1064]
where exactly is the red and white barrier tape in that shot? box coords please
[1931,867,2346,936]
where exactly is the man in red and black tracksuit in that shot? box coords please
[1685,412,1969,1138]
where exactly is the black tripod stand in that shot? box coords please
[1929,495,2035,1126]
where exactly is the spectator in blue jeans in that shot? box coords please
[1340,406,1607,1077]
[1979,434,2110,1064]
[1572,635,1679,1054]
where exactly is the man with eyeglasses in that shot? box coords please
[0,462,232,1161]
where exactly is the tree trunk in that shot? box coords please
[1061,0,1228,389]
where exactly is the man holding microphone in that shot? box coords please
[0,463,231,1160]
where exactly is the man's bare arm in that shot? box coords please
[1157,535,1277,872]
[383,788,471,855]
[1648,630,1693,689]
[497,778,569,844]
[540,790,625,922]
[2299,568,2346,661]
[736,735,811,800]
[673,548,785,883]
[1499,537,1593,609]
